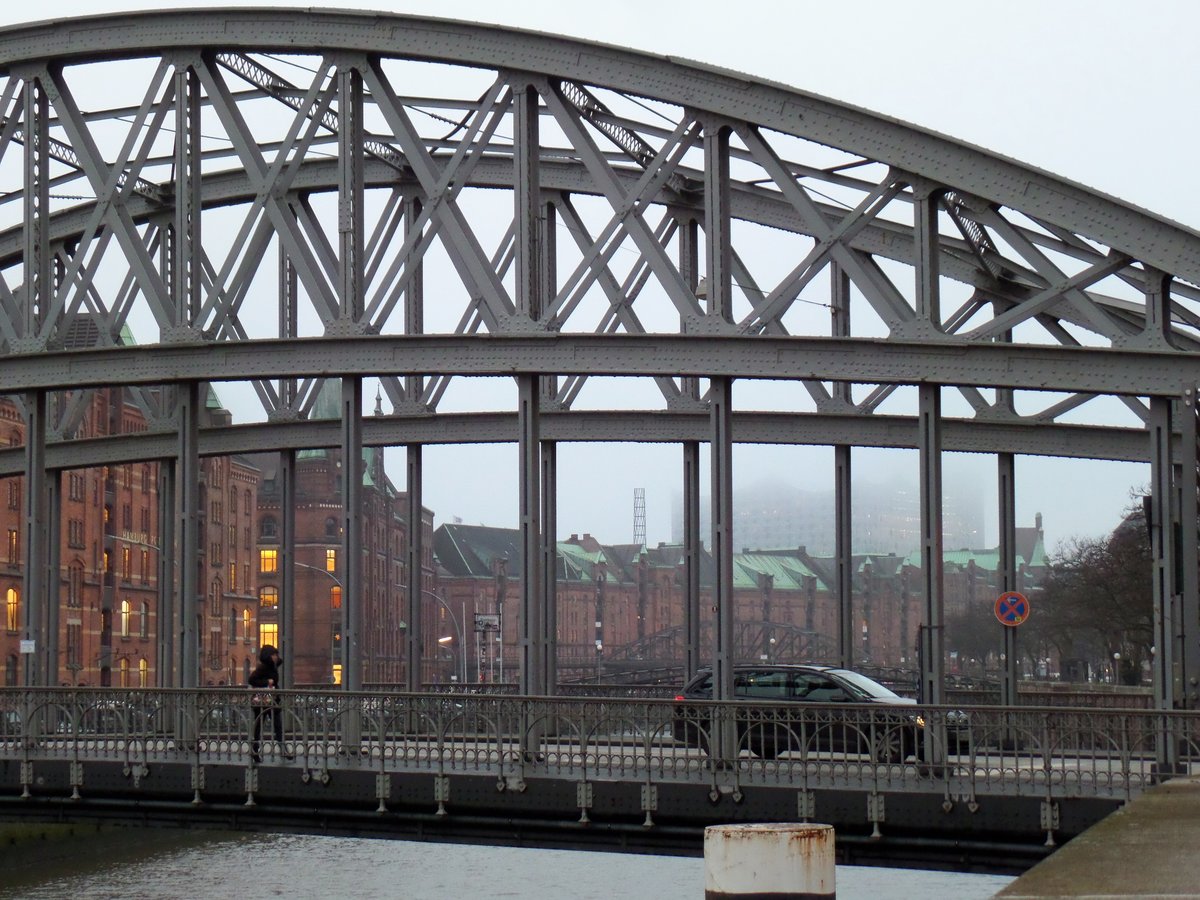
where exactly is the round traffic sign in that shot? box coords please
[995,591,1030,626]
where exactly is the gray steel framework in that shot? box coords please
[0,10,1197,713]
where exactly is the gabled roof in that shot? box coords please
[434,522,524,579]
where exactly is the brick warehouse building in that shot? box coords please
[251,446,435,687]
[433,523,1047,682]
[0,385,260,687]
[2,353,1046,688]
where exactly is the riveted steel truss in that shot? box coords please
[0,10,1197,714]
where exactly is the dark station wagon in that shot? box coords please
[672,664,932,762]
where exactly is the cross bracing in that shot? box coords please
[0,9,1196,725]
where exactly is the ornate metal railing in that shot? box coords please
[2,689,1196,805]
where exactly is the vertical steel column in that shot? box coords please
[278,247,298,412]
[514,82,548,697]
[44,472,61,686]
[998,453,1019,707]
[156,464,176,686]
[513,82,542,325]
[177,383,201,689]
[541,442,558,690]
[915,179,944,707]
[539,202,558,693]
[337,65,365,692]
[171,65,201,336]
[918,385,945,705]
[1149,397,1180,772]
[679,216,702,682]
[404,192,425,691]
[341,378,363,691]
[21,76,49,349]
[405,446,423,690]
[1179,390,1200,708]
[710,375,735,724]
[914,185,941,328]
[1149,397,1177,712]
[337,65,364,328]
[832,263,854,668]
[21,391,47,686]
[279,449,296,682]
[705,123,735,716]
[517,375,544,696]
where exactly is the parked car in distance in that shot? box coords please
[673,664,950,762]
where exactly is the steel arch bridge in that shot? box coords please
[0,9,1197,722]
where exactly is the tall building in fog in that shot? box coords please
[671,472,984,555]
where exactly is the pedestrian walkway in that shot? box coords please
[996,775,1200,898]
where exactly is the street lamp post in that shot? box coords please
[423,589,466,684]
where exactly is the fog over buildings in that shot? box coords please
[671,471,986,557]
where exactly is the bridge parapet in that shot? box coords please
[1,688,1196,870]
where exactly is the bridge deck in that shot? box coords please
[998,775,1200,898]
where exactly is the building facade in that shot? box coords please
[1,388,260,688]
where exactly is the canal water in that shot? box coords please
[0,829,1013,899]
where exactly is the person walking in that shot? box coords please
[248,644,291,762]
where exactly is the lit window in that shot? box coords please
[330,585,342,610]
[7,529,18,563]
[259,622,278,649]
[325,548,337,572]
[121,546,132,581]
[229,562,237,592]
[119,657,130,688]
[260,548,278,573]
[120,599,130,637]
[243,608,252,641]
[259,586,278,610]
[5,588,18,632]
[331,663,342,686]
[138,657,148,688]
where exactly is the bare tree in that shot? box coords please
[1038,503,1152,684]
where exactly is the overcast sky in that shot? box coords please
[3,1,1194,552]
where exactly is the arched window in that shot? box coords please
[330,585,342,610]
[242,608,252,641]
[5,653,16,686]
[68,562,84,608]
[259,586,278,610]
[119,657,130,688]
[141,465,151,493]
[120,599,130,637]
[229,608,238,642]
[244,490,252,515]
[138,658,148,688]
[325,517,338,538]
[229,486,237,515]
[140,601,149,638]
[243,657,252,683]
[5,588,18,632]
[259,516,277,538]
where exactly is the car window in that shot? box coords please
[687,673,713,698]
[795,673,847,702]
[734,670,791,699]
[827,668,901,700]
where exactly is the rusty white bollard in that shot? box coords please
[704,823,835,899]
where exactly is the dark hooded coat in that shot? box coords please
[248,645,282,690]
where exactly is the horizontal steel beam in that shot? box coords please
[0,408,1155,477]
[1,334,1197,396]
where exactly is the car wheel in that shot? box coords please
[871,725,905,763]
